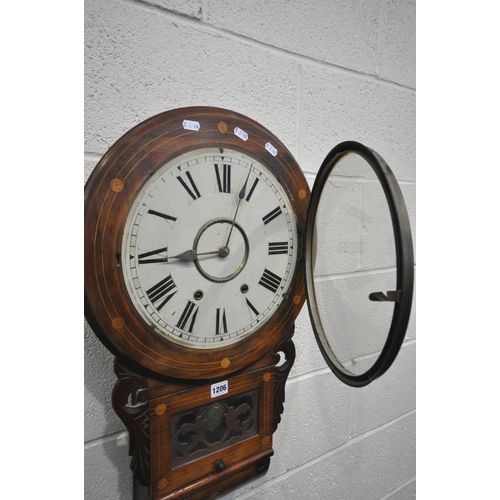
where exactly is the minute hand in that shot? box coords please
[226,165,253,247]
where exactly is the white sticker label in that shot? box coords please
[182,119,200,131]
[234,127,248,141]
[265,142,278,157]
[211,380,228,398]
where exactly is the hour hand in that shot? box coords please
[138,246,169,264]
[170,249,198,262]
[138,247,199,264]
[170,249,221,262]
[139,247,222,264]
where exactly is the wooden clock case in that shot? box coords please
[84,107,311,499]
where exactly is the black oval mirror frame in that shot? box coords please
[305,141,414,387]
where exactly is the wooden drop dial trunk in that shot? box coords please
[112,327,295,500]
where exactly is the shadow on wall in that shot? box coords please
[84,323,133,500]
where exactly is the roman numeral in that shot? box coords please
[146,274,177,311]
[245,298,259,317]
[258,268,283,294]
[214,164,231,193]
[245,178,259,202]
[138,246,169,264]
[177,300,199,332]
[215,308,228,335]
[268,241,288,255]
[148,209,177,222]
[177,171,201,200]
[262,206,282,225]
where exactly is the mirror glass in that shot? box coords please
[311,152,397,376]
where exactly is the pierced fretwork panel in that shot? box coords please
[171,390,259,469]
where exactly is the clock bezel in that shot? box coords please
[84,107,310,380]
[305,141,414,387]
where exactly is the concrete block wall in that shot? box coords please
[84,1,416,498]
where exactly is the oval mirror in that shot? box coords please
[305,141,414,387]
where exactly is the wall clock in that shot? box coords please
[84,107,414,500]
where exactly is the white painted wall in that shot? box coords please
[84,1,416,498]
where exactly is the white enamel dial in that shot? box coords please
[121,148,298,349]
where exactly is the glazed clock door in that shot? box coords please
[305,141,414,387]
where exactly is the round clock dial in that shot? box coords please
[121,148,298,349]
[84,107,309,379]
